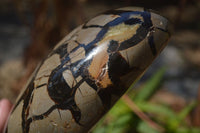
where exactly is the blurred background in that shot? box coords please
[0,0,200,132]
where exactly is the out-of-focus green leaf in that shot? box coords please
[176,127,200,133]
[109,100,131,117]
[92,111,136,133]
[134,67,166,102]
[91,126,106,133]
[92,99,135,133]
[110,114,134,133]
[137,121,159,133]
[92,67,199,133]
[167,102,197,130]
[136,102,176,119]
[178,101,197,122]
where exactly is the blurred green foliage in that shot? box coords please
[91,68,200,133]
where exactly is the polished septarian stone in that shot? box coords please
[5,7,171,133]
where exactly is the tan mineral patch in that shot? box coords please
[69,47,85,63]
[36,54,60,79]
[28,87,54,116]
[75,81,103,124]
[86,14,119,26]
[103,22,140,43]
[77,27,101,45]
[7,101,23,133]
[87,44,112,88]
[63,69,75,88]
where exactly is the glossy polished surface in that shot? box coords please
[5,7,171,133]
